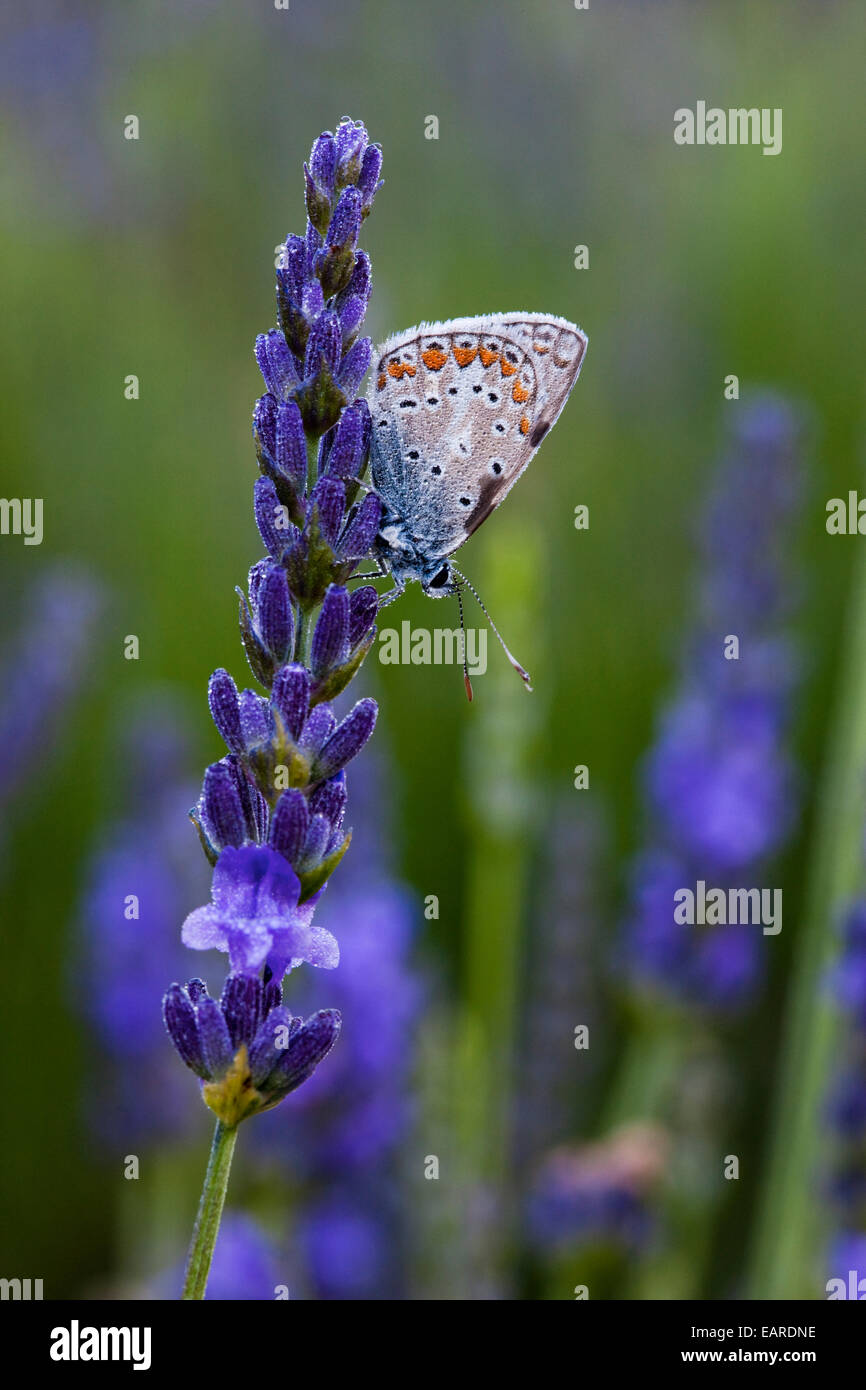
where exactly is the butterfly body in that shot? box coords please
[367,313,588,600]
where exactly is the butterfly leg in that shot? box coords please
[347,556,391,580]
[375,582,404,610]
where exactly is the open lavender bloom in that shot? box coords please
[163,118,383,1129]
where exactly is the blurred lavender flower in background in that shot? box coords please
[623,395,805,1012]
[154,1213,286,1301]
[0,565,101,821]
[74,699,209,1145]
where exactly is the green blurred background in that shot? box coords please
[1,0,865,1298]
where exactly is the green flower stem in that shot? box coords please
[305,433,319,499]
[456,523,544,1290]
[181,1120,239,1300]
[748,546,866,1298]
[295,607,313,666]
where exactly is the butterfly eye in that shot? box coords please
[429,566,450,589]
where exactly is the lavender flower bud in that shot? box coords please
[338,492,381,560]
[358,143,383,210]
[254,476,286,559]
[253,393,278,463]
[334,118,367,184]
[340,249,371,305]
[271,663,310,741]
[314,697,377,778]
[309,132,337,197]
[275,400,307,490]
[309,775,347,838]
[248,1005,299,1086]
[338,295,367,347]
[268,788,310,866]
[348,586,379,648]
[255,564,294,665]
[255,329,299,400]
[220,973,264,1051]
[208,668,244,754]
[308,477,346,547]
[238,688,271,747]
[163,984,208,1078]
[318,187,363,297]
[338,337,372,397]
[305,310,342,379]
[224,754,268,841]
[196,995,234,1079]
[266,1008,341,1094]
[311,586,350,675]
[299,703,337,758]
[200,760,249,851]
[326,401,366,479]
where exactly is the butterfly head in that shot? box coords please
[373,523,455,598]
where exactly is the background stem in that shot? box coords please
[748,546,866,1297]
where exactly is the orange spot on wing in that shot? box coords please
[520,415,531,434]
[377,374,386,390]
[387,362,416,380]
[512,381,530,403]
[421,348,448,371]
[533,344,550,355]
[499,357,517,376]
[453,346,477,367]
[479,347,499,367]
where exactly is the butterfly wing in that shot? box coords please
[368,314,587,563]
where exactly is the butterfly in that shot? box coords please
[364,313,588,693]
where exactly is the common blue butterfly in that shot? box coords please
[364,313,588,692]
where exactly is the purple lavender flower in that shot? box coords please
[623,396,804,1012]
[163,119,385,1260]
[181,844,337,978]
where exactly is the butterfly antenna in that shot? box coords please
[455,581,473,702]
[451,565,533,692]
